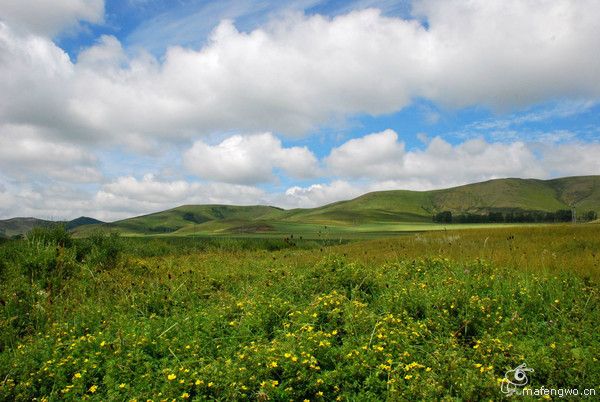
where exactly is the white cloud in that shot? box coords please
[183,133,319,184]
[327,131,546,185]
[0,0,104,36]
[280,180,364,208]
[538,142,600,177]
[1,2,600,147]
[0,124,102,182]
[326,129,405,179]
[94,174,267,220]
[1,2,600,220]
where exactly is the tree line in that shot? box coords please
[433,209,598,224]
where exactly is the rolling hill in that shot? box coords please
[66,175,600,237]
[0,217,103,238]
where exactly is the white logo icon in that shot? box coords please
[500,363,534,396]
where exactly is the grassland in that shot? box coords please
[0,224,598,400]
[68,175,600,238]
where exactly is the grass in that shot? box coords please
[68,176,600,238]
[0,224,598,400]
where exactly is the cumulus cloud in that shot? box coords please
[0,174,268,221]
[1,1,600,219]
[538,142,600,176]
[183,133,319,184]
[1,2,600,146]
[326,129,405,179]
[280,180,364,208]
[327,130,545,184]
[94,174,267,219]
[0,124,102,182]
[0,0,104,36]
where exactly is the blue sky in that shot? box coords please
[0,0,599,220]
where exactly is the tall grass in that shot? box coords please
[0,225,597,400]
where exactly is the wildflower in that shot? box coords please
[405,375,413,380]
[89,385,98,393]
[550,343,556,349]
[207,382,214,387]
[167,374,177,381]
[269,361,278,368]
[119,383,126,389]
[73,373,82,379]
[181,392,190,399]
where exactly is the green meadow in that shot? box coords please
[0,224,598,400]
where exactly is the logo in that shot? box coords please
[500,363,534,396]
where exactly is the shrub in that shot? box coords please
[81,231,123,270]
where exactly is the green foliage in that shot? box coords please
[79,231,123,270]
[0,226,598,400]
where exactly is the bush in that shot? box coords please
[27,225,73,248]
[21,226,77,283]
[81,231,123,270]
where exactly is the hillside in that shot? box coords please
[65,175,600,237]
[75,205,284,236]
[0,217,103,237]
[279,176,600,225]
[0,218,54,237]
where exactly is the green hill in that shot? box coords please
[66,175,600,237]
[75,205,284,236]
[0,218,54,237]
[277,176,600,226]
[0,217,103,237]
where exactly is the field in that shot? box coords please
[0,224,599,400]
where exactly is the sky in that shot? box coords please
[0,0,599,221]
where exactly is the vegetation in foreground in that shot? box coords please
[0,225,598,400]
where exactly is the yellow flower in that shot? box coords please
[550,343,556,349]
[73,373,82,379]
[167,374,177,381]
[89,385,98,393]
[207,382,214,387]
[195,379,203,385]
[269,361,278,368]
[404,375,413,380]
[119,383,126,389]
[181,392,190,399]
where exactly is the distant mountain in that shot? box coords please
[0,216,103,237]
[65,216,104,230]
[69,175,600,237]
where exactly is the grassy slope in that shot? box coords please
[75,205,283,236]
[0,218,54,237]
[73,176,600,237]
